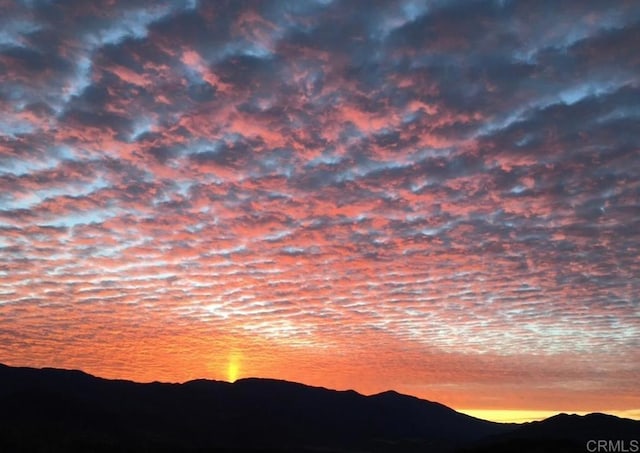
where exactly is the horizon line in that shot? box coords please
[3,362,639,424]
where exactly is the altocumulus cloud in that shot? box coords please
[0,0,639,412]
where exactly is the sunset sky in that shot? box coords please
[1,0,639,423]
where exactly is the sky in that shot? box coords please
[1,0,639,423]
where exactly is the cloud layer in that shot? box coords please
[1,0,639,413]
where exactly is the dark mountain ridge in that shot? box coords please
[1,363,638,452]
[459,412,640,453]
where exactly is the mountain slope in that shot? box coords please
[2,363,638,452]
[0,363,508,452]
[460,412,640,453]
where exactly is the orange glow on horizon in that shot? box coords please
[3,344,639,423]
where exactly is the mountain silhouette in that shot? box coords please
[459,412,640,453]
[1,363,638,452]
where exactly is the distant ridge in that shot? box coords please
[1,363,638,452]
[460,412,640,453]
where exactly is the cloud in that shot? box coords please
[0,0,639,412]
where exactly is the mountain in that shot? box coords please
[0,363,503,452]
[459,412,640,453]
[1,363,638,452]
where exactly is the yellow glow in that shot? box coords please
[458,409,570,423]
[458,409,640,423]
[227,353,241,382]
